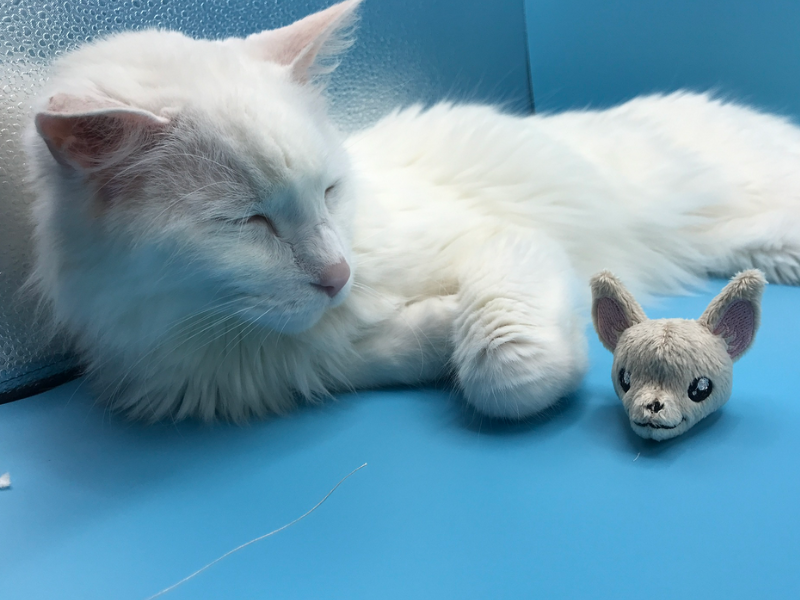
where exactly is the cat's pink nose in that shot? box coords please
[314,259,350,298]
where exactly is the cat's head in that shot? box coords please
[591,270,765,441]
[27,0,362,346]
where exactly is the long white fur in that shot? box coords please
[25,0,800,421]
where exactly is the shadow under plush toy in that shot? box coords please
[590,269,766,441]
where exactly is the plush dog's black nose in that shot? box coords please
[646,400,664,413]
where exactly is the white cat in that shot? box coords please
[26,0,800,421]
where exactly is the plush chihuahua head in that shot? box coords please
[591,270,766,441]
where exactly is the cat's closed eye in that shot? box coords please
[325,184,337,201]
[246,214,279,236]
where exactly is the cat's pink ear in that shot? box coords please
[590,271,647,352]
[244,0,362,83]
[699,270,766,361]
[35,93,169,172]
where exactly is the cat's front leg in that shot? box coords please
[345,293,458,390]
[453,232,588,419]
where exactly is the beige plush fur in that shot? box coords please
[590,270,765,440]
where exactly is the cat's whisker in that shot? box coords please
[216,306,278,362]
[168,152,240,179]
[148,181,236,223]
[96,310,242,402]
[88,299,247,402]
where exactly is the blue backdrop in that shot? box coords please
[526,0,800,118]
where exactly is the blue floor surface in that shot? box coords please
[1,281,799,599]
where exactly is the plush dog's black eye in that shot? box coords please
[618,369,631,393]
[688,377,713,402]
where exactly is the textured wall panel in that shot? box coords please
[0,0,532,401]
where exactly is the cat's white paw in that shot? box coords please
[450,232,588,419]
[452,291,588,419]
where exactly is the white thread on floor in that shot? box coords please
[0,473,10,489]
[634,453,640,462]
[144,462,368,600]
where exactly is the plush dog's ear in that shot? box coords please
[590,271,647,352]
[699,270,766,361]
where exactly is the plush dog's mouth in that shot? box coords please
[632,418,686,430]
